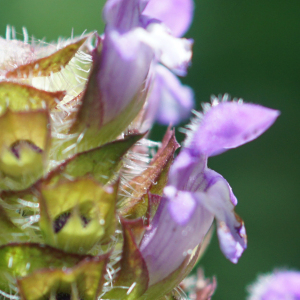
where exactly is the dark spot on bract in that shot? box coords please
[10,140,43,159]
[55,292,71,300]
[53,211,71,233]
[80,215,91,227]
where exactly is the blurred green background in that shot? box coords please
[0,0,299,299]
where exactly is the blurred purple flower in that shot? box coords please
[143,64,194,127]
[102,0,194,127]
[143,0,194,37]
[248,270,300,300]
[103,0,192,73]
[103,0,147,33]
[140,97,280,285]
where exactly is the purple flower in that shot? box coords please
[140,98,279,285]
[143,64,194,127]
[96,30,153,125]
[248,270,300,300]
[142,0,195,126]
[103,0,192,73]
[102,0,195,127]
[90,0,156,127]
[103,0,148,33]
[143,0,194,37]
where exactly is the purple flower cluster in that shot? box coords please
[248,270,300,300]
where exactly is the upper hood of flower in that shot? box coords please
[103,0,194,37]
[143,0,194,37]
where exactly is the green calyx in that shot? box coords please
[39,177,118,253]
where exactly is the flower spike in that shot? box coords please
[0,2,280,300]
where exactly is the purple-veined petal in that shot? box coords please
[140,153,244,284]
[103,0,148,33]
[98,29,153,124]
[140,193,213,285]
[194,170,247,263]
[248,270,300,300]
[145,65,194,126]
[189,101,280,156]
[139,149,210,285]
[143,0,194,37]
[168,151,246,263]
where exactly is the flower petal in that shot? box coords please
[167,148,206,192]
[103,0,193,74]
[217,220,246,264]
[146,23,193,75]
[165,189,197,225]
[146,65,194,125]
[143,0,194,37]
[99,29,153,124]
[140,195,213,285]
[248,270,300,300]
[190,101,280,156]
[194,170,247,263]
[103,0,148,33]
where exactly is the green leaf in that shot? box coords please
[0,81,65,114]
[0,206,25,244]
[119,129,179,219]
[104,219,149,300]
[39,178,117,253]
[0,109,51,191]
[0,189,44,243]
[0,243,88,292]
[0,188,40,212]
[17,255,108,300]
[48,133,144,186]
[157,294,177,300]
[6,38,87,78]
